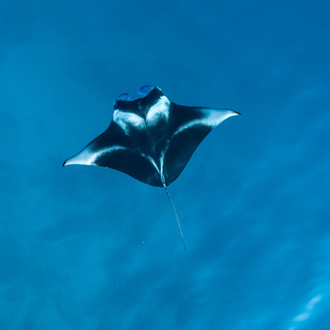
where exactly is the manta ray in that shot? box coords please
[63,85,240,251]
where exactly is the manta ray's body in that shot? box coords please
[63,85,240,251]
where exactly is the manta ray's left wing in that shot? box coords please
[63,120,161,186]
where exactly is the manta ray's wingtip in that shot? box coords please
[221,108,240,117]
[231,109,241,116]
[63,157,75,167]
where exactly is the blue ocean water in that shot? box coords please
[0,0,329,329]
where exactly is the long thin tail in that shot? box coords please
[163,185,186,253]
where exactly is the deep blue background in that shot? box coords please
[1,0,329,329]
